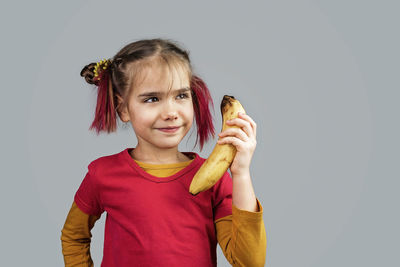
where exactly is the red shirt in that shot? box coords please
[74,148,233,267]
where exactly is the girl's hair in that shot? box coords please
[80,38,215,151]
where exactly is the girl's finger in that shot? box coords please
[238,112,257,137]
[226,115,254,138]
[218,127,249,142]
[217,136,244,148]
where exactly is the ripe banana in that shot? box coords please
[189,95,246,196]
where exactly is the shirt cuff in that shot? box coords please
[232,197,263,222]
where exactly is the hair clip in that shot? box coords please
[94,58,111,79]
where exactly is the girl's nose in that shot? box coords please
[162,101,178,120]
[164,111,178,120]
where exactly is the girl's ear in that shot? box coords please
[115,94,130,123]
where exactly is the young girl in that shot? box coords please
[60,38,266,267]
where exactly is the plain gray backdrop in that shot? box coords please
[1,0,399,266]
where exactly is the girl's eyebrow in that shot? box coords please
[138,87,191,97]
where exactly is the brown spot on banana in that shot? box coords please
[189,95,246,195]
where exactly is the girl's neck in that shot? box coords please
[129,147,192,164]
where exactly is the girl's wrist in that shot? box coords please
[231,169,251,180]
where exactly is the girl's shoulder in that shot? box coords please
[86,149,126,174]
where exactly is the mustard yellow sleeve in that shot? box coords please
[60,201,101,267]
[215,197,267,267]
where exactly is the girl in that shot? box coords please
[61,38,266,267]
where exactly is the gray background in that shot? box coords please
[1,0,399,266]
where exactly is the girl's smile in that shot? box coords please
[157,126,181,133]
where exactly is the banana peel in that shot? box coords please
[189,95,246,195]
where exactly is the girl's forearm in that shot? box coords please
[60,202,99,266]
[232,171,259,212]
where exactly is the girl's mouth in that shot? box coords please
[158,127,180,133]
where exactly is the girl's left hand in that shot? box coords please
[217,112,257,177]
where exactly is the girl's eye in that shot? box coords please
[144,93,189,103]
[144,97,158,103]
[177,93,189,99]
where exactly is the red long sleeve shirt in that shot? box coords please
[61,147,266,266]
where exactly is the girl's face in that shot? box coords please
[119,63,194,151]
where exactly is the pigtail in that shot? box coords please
[80,60,117,134]
[191,75,216,151]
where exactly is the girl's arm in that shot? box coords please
[216,112,266,265]
[60,201,101,267]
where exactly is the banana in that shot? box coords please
[189,95,246,196]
